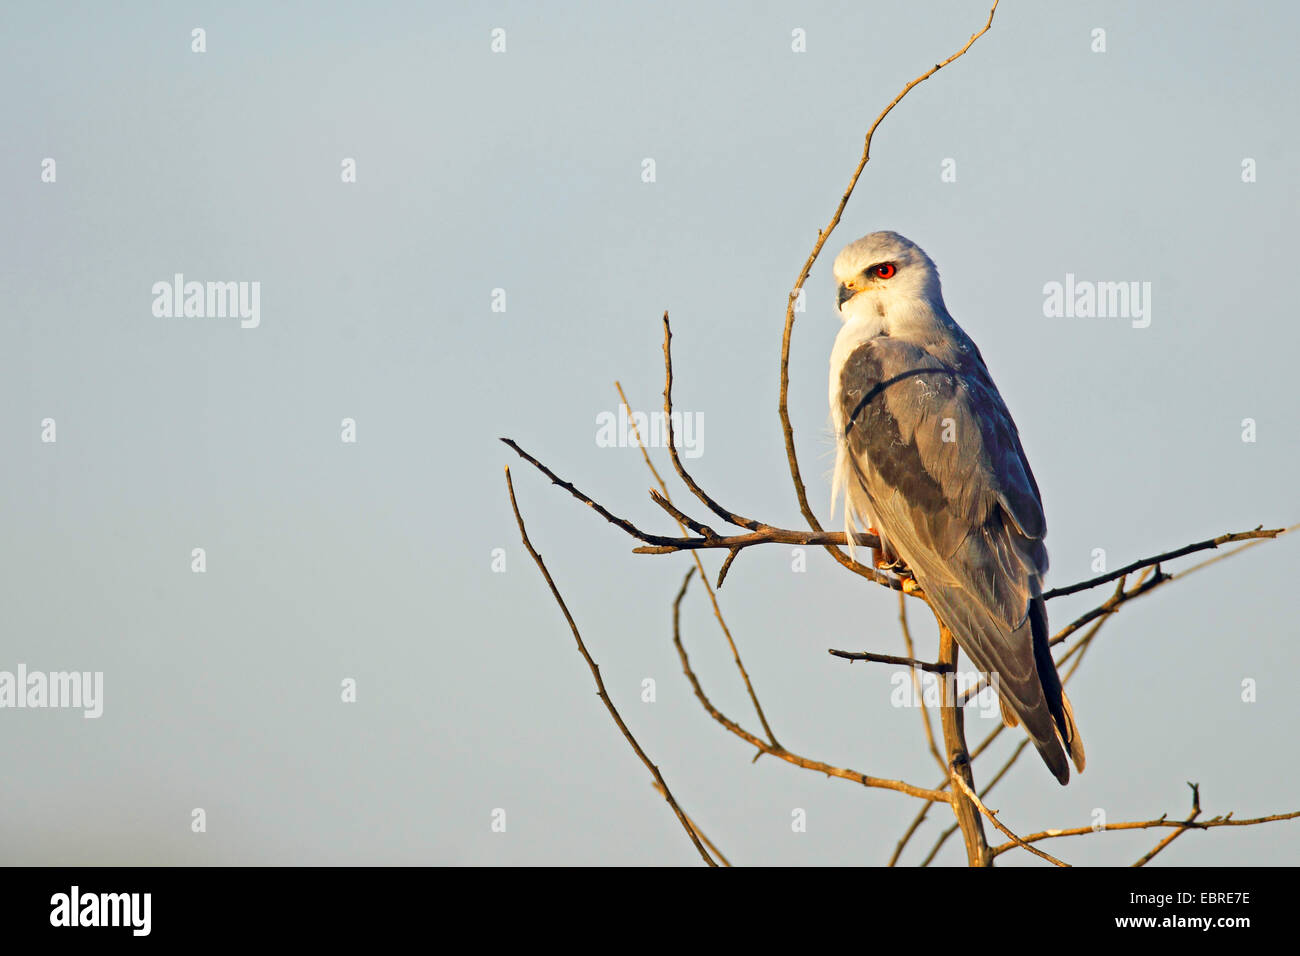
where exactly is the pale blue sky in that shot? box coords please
[1,1,1297,865]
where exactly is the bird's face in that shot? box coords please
[833,231,943,324]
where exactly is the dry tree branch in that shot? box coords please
[979,783,1300,864]
[1172,525,1297,578]
[1040,530,1292,657]
[658,319,761,534]
[827,649,951,673]
[501,429,1294,868]
[634,525,879,558]
[775,0,1000,583]
[615,388,749,852]
[615,380,782,749]
[1127,790,1192,869]
[651,780,733,867]
[898,577,1148,865]
[671,568,950,803]
[954,573,1136,709]
[913,645,1110,865]
[1042,528,1282,599]
[837,533,1276,821]
[500,432,893,589]
[952,773,1069,867]
[937,622,989,865]
[505,381,1290,866]
[503,467,716,866]
[651,316,893,590]
[900,592,948,775]
[910,725,1026,865]
[837,528,1281,862]
[895,523,1279,715]
[829,529,1286,700]
[900,552,1296,866]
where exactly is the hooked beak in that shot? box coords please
[837,283,856,309]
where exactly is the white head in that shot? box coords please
[832,231,945,325]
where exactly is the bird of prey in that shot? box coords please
[828,231,1085,785]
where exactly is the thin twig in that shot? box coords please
[956,574,1130,708]
[900,591,947,775]
[616,381,782,749]
[980,783,1300,861]
[501,435,892,578]
[775,0,1000,579]
[1171,525,1298,578]
[670,568,949,803]
[952,773,1069,867]
[633,526,883,556]
[991,809,1300,853]
[827,649,951,673]
[652,780,733,867]
[504,467,716,866]
[889,811,934,867]
[1134,783,1203,867]
[1043,528,1285,600]
[900,601,1119,865]
[500,438,687,548]
[655,315,895,589]
[937,621,989,866]
[660,316,760,532]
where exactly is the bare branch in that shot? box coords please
[715,547,741,589]
[900,591,948,775]
[898,603,1120,865]
[671,568,949,803]
[1133,783,1202,866]
[981,783,1300,862]
[649,489,718,539]
[500,434,901,591]
[655,315,897,590]
[633,525,882,555]
[827,648,951,673]
[888,812,933,868]
[1043,527,1286,600]
[776,0,1000,579]
[504,467,716,866]
[500,437,686,549]
[936,621,989,866]
[504,430,1286,638]
[616,381,783,748]
[652,779,732,867]
[660,315,761,532]
[952,773,1070,867]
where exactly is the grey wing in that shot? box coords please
[839,336,1080,783]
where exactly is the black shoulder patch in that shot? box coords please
[839,342,955,516]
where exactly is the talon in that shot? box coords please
[866,526,906,571]
[902,578,925,597]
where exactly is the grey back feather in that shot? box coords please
[838,331,1080,784]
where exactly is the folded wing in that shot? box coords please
[837,335,1083,784]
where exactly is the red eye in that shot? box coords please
[873,263,896,279]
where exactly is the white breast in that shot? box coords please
[827,313,886,554]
